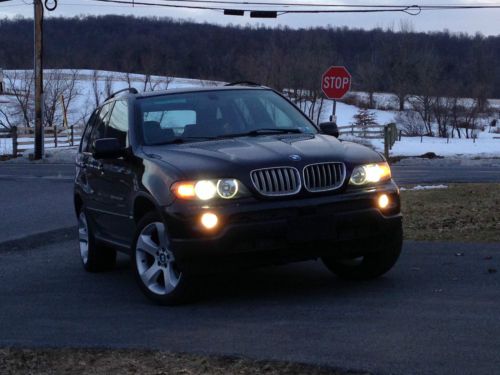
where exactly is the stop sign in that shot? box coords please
[321,66,352,99]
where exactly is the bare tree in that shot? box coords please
[91,70,101,107]
[141,74,152,92]
[124,72,133,89]
[432,96,454,138]
[3,70,34,128]
[408,95,435,136]
[395,110,425,137]
[408,50,440,135]
[43,69,81,129]
[385,21,419,111]
[0,106,15,129]
[356,60,380,109]
[104,74,114,98]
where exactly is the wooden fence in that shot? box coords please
[6,125,83,157]
[338,123,398,159]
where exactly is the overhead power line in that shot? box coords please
[86,0,500,16]
[140,0,500,8]
[2,0,500,14]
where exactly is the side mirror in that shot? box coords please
[93,138,124,159]
[319,122,339,138]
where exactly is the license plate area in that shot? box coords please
[287,215,337,242]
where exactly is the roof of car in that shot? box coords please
[136,85,268,98]
[104,85,270,103]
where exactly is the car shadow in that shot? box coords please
[112,254,399,306]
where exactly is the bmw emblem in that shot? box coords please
[289,154,302,161]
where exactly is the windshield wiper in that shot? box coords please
[218,128,303,139]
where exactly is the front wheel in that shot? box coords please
[132,212,192,305]
[322,233,402,280]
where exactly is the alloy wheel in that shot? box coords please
[135,222,181,295]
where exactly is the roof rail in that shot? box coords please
[224,81,261,87]
[104,87,138,102]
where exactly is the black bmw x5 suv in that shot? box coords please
[75,84,402,305]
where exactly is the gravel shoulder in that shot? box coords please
[0,348,364,375]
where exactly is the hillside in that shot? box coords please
[1,15,499,102]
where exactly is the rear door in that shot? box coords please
[84,102,113,238]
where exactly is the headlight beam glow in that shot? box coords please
[349,162,391,185]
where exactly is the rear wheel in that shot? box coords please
[322,233,402,280]
[78,209,116,272]
[132,212,192,305]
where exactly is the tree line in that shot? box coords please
[1,15,499,103]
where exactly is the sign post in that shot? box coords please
[34,0,44,160]
[321,66,352,124]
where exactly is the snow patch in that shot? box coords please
[400,185,448,191]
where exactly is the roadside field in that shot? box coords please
[0,348,364,375]
[401,183,500,242]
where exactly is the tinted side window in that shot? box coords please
[89,103,113,152]
[80,109,99,152]
[107,100,129,147]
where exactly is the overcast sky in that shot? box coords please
[1,0,499,35]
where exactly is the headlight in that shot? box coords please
[194,180,217,200]
[349,162,391,185]
[217,179,239,199]
[172,179,246,200]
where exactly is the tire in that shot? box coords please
[77,208,117,272]
[322,231,403,280]
[131,212,192,305]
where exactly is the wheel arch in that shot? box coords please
[133,193,161,224]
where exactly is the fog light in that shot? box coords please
[200,212,218,229]
[378,194,390,209]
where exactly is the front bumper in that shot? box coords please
[162,182,402,270]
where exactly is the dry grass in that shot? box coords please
[0,348,366,375]
[401,183,500,242]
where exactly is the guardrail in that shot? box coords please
[337,123,398,159]
[7,125,83,157]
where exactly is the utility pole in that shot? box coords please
[34,0,44,160]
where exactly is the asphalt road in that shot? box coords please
[0,240,499,375]
[0,164,74,242]
[391,164,500,184]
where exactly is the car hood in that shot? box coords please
[142,134,383,179]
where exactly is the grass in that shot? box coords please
[0,348,367,375]
[400,183,500,242]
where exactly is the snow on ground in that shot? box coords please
[373,134,499,157]
[318,99,499,157]
[1,70,499,158]
[400,185,448,191]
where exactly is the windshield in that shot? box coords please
[138,89,317,145]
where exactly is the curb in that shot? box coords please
[0,227,77,253]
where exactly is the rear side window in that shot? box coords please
[80,109,99,152]
[108,100,129,147]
